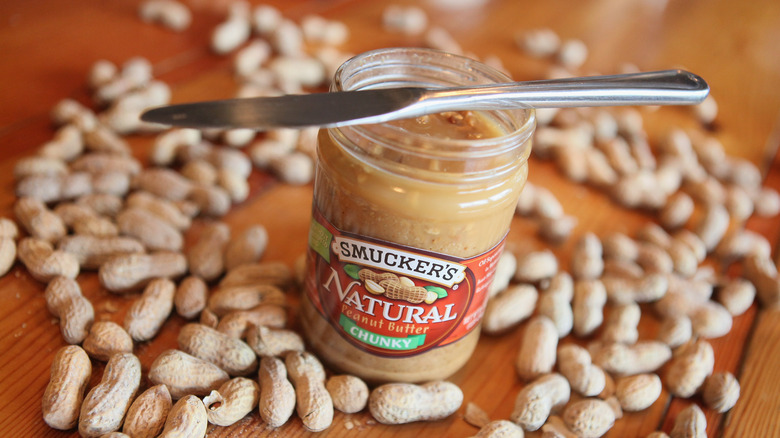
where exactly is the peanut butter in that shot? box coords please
[302,48,534,383]
[389,111,504,140]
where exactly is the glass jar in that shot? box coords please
[302,48,535,383]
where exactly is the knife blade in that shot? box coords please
[141,87,429,130]
[140,69,708,130]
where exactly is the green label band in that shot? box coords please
[309,220,333,263]
[339,315,426,351]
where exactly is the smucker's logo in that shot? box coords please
[332,236,467,288]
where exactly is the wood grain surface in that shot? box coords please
[0,0,778,437]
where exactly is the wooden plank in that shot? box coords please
[722,309,780,437]
[721,121,780,437]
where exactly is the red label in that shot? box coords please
[305,207,505,358]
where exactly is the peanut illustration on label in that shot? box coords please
[357,268,441,304]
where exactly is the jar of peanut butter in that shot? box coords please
[302,48,535,383]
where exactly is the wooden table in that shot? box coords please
[1,0,779,436]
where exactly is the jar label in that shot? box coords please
[305,207,505,358]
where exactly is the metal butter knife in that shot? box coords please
[140,69,708,130]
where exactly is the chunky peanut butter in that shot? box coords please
[302,109,531,383]
[389,111,504,140]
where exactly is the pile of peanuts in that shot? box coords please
[464,26,778,438]
[4,3,476,437]
[1,1,778,437]
[477,223,751,437]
